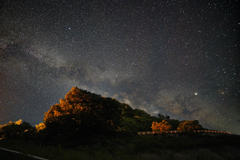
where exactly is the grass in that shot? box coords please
[0,134,240,160]
[0,149,36,160]
[0,139,149,160]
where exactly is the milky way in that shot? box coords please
[0,0,239,134]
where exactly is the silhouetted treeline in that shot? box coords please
[0,87,207,147]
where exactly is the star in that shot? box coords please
[0,0,239,135]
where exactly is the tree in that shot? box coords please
[177,120,202,132]
[134,109,152,118]
[168,119,181,130]
[120,104,135,118]
[166,115,170,120]
[0,119,34,140]
[43,87,123,135]
[151,120,172,133]
[158,113,166,119]
[35,122,46,132]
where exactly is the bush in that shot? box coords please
[177,120,202,132]
[151,120,172,133]
[0,120,34,140]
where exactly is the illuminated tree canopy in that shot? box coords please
[0,119,33,140]
[177,120,202,132]
[43,87,123,132]
[35,122,46,132]
[151,120,172,133]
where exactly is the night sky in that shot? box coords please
[0,0,240,134]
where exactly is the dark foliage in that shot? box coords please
[0,121,35,140]
[3,86,233,151]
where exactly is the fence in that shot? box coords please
[138,130,231,135]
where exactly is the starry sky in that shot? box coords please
[0,0,239,134]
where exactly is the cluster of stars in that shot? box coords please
[0,0,239,134]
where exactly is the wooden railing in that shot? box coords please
[138,130,231,135]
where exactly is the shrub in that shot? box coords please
[177,120,202,132]
[151,120,172,133]
[0,120,34,140]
